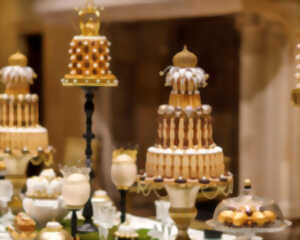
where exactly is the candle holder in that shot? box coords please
[60,0,118,233]
[61,165,91,239]
[111,148,137,223]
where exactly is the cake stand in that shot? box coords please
[137,176,233,240]
[207,179,292,240]
[60,0,118,233]
[207,219,291,240]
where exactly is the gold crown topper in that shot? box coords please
[76,0,104,36]
[113,148,138,162]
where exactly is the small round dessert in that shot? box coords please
[114,223,138,240]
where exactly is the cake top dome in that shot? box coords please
[172,45,198,68]
[0,52,37,94]
[8,51,28,66]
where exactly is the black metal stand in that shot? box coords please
[120,189,127,223]
[78,87,98,233]
[71,209,78,239]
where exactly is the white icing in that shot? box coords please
[74,35,107,41]
[85,55,89,60]
[0,126,47,134]
[40,169,56,180]
[148,146,223,156]
[1,66,35,85]
[165,66,207,90]
[46,221,62,229]
[48,178,63,195]
[94,190,107,197]
[93,63,98,68]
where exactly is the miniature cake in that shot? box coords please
[0,52,53,160]
[145,46,229,182]
[61,2,118,87]
[26,169,62,199]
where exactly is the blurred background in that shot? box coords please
[1,0,300,220]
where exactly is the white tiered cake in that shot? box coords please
[145,46,229,183]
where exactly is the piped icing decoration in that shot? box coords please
[163,46,209,97]
[0,52,37,95]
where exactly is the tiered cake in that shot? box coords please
[145,46,229,182]
[0,52,52,167]
[61,2,117,87]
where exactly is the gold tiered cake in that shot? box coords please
[145,46,229,182]
[0,52,53,171]
[61,1,118,87]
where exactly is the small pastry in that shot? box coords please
[232,211,247,227]
[252,211,266,226]
[218,210,234,224]
[15,212,36,233]
[263,210,276,223]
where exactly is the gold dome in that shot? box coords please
[8,52,28,66]
[172,45,198,68]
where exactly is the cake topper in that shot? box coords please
[76,0,104,36]
[0,52,37,95]
[173,45,198,68]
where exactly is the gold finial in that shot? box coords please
[8,51,28,66]
[172,45,198,68]
[76,0,104,36]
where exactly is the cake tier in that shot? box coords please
[156,104,213,149]
[146,146,225,180]
[0,93,39,127]
[0,126,49,153]
[64,35,118,87]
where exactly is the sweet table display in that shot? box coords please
[111,148,137,223]
[61,165,91,239]
[23,168,67,226]
[137,46,233,240]
[207,179,291,240]
[60,0,118,233]
[38,221,72,240]
[0,52,54,213]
